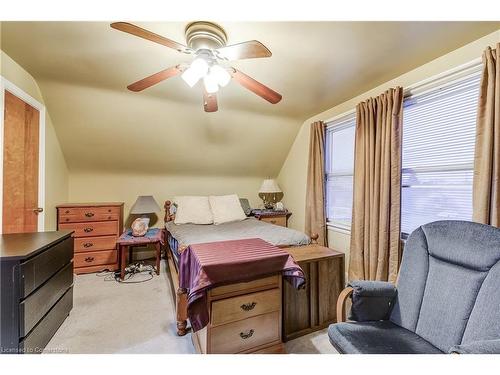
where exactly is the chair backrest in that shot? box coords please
[389,220,500,352]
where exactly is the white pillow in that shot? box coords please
[173,196,213,225]
[209,194,247,225]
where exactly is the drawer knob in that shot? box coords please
[239,329,254,340]
[84,227,94,233]
[240,302,257,311]
[85,212,95,217]
[84,256,95,263]
[83,242,93,248]
[65,218,69,222]
[270,220,276,224]
[65,210,70,214]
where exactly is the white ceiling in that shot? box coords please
[2,21,499,176]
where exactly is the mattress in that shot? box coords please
[166,217,310,262]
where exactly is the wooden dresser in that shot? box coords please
[56,202,124,274]
[1,231,74,354]
[282,245,345,341]
[192,275,284,354]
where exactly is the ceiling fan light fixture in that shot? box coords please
[203,74,219,94]
[181,57,209,87]
[210,65,231,87]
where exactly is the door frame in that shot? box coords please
[0,76,46,233]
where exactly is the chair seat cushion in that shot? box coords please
[328,321,443,354]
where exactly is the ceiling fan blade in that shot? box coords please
[230,68,282,104]
[127,65,185,92]
[111,22,192,54]
[216,40,271,60]
[203,91,218,112]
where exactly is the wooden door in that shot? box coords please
[2,90,40,233]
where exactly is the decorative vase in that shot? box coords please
[131,217,149,237]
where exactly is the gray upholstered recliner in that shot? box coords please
[329,220,500,354]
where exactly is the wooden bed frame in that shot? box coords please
[163,200,318,336]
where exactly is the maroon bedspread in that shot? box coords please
[179,238,305,332]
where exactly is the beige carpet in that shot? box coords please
[44,260,337,354]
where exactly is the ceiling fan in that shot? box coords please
[110,21,282,112]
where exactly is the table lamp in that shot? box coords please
[130,195,161,236]
[258,179,284,209]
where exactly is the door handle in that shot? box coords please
[33,207,44,214]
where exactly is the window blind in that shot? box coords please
[401,72,481,235]
[325,114,356,228]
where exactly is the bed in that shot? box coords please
[163,200,318,336]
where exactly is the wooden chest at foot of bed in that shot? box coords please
[56,203,124,274]
[192,275,285,354]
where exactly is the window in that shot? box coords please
[401,72,481,235]
[325,114,356,228]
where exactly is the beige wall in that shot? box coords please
[277,29,500,270]
[1,50,69,230]
[68,171,266,227]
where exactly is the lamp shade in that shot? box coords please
[259,179,282,193]
[130,195,161,215]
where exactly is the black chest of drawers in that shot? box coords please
[1,231,74,354]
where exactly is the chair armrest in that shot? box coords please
[449,339,500,354]
[336,287,353,323]
[344,280,397,322]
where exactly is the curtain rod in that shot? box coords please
[324,57,482,125]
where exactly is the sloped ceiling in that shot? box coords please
[1,21,499,176]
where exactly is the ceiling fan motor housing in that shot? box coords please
[185,21,227,50]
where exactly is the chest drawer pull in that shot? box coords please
[83,242,93,248]
[84,227,94,233]
[85,212,95,217]
[84,257,95,263]
[270,220,276,224]
[240,302,257,311]
[239,329,254,340]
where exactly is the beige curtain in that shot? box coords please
[305,121,327,246]
[473,44,500,227]
[349,87,403,283]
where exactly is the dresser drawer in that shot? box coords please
[20,236,74,298]
[210,311,280,353]
[74,249,117,268]
[210,275,280,297]
[20,262,73,337]
[19,287,73,354]
[211,288,280,326]
[59,221,118,237]
[58,206,120,223]
[260,216,287,227]
[74,236,116,253]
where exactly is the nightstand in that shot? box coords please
[116,228,164,280]
[253,210,292,227]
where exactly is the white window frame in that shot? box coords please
[0,76,46,233]
[400,67,482,236]
[322,57,482,234]
[325,112,356,231]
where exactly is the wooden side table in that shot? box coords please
[282,244,345,341]
[116,228,164,280]
[253,210,292,227]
